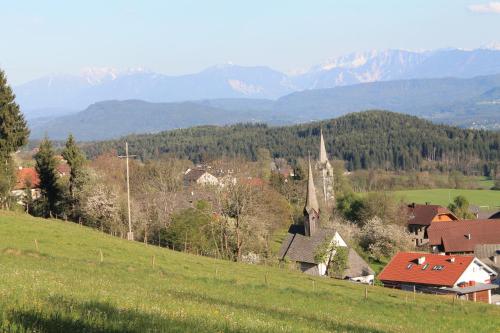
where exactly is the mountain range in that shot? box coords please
[28,73,500,140]
[15,47,500,119]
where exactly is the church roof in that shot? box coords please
[304,159,319,215]
[343,248,375,278]
[278,224,336,264]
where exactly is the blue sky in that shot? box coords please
[1,0,499,84]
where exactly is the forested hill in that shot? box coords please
[83,111,500,174]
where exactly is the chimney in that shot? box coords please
[417,256,426,265]
[448,257,455,263]
[466,234,471,240]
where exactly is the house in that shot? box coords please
[427,219,500,254]
[474,244,500,275]
[278,159,374,283]
[11,167,41,204]
[406,203,458,246]
[378,252,498,303]
[183,168,219,186]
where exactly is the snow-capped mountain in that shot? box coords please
[15,64,293,118]
[291,48,500,89]
[13,47,500,118]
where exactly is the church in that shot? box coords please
[278,132,374,283]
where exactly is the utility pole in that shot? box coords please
[118,142,137,241]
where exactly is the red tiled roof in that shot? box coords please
[14,168,40,190]
[239,177,265,187]
[378,252,474,287]
[428,219,500,253]
[406,204,457,226]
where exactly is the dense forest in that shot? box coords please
[83,111,500,175]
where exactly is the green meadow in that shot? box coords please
[1,211,499,333]
[392,189,500,211]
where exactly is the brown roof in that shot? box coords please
[406,204,457,226]
[14,168,40,190]
[278,225,335,264]
[428,219,500,253]
[378,252,475,287]
[184,169,210,182]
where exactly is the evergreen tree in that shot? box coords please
[61,134,87,219]
[35,138,61,217]
[62,134,86,198]
[0,69,29,208]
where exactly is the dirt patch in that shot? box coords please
[3,248,22,256]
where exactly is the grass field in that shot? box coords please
[1,211,500,332]
[392,189,500,211]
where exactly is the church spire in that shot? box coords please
[304,157,319,236]
[319,129,329,164]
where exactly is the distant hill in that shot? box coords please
[29,74,500,140]
[84,111,500,174]
[14,47,500,119]
[29,100,290,141]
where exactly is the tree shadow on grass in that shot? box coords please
[4,295,235,333]
[4,293,389,333]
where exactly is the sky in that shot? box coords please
[1,0,500,85]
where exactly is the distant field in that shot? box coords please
[1,211,499,332]
[393,189,500,210]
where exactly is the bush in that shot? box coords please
[359,217,413,261]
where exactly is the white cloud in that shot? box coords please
[468,2,500,13]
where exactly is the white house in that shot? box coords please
[379,252,498,304]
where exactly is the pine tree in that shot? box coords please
[62,134,86,197]
[62,134,86,219]
[35,138,61,217]
[0,69,29,208]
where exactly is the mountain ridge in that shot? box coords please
[15,47,500,119]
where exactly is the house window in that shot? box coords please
[422,263,429,270]
[432,265,445,271]
[407,263,413,269]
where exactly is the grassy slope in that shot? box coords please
[392,189,500,210]
[1,212,499,333]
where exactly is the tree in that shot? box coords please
[34,138,61,217]
[328,246,348,278]
[62,134,87,219]
[448,195,475,219]
[0,69,29,208]
[359,217,413,261]
[62,134,86,197]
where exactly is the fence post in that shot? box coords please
[34,239,39,252]
[99,249,104,263]
[152,255,156,268]
[365,286,368,300]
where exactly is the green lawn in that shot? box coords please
[1,211,499,333]
[392,189,500,211]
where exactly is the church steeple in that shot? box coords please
[304,157,320,236]
[319,129,329,165]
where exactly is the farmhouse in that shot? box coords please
[278,159,374,282]
[406,203,458,246]
[10,167,41,204]
[379,252,498,303]
[427,219,500,254]
[183,168,219,186]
